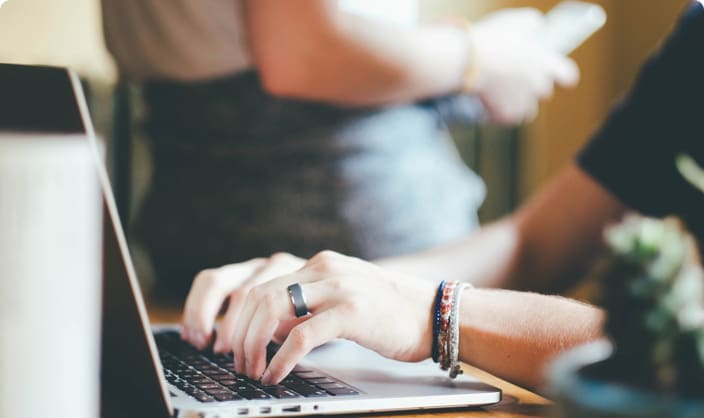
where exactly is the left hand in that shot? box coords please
[228,250,437,385]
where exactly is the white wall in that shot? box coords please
[0,0,115,81]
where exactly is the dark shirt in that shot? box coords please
[578,2,704,241]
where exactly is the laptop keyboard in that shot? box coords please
[154,331,359,403]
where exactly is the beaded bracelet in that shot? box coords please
[436,281,458,370]
[448,283,471,378]
[433,280,472,378]
[431,280,447,363]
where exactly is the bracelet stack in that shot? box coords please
[432,280,472,378]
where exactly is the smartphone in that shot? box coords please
[538,1,607,55]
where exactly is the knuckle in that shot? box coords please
[342,298,364,316]
[317,250,339,259]
[288,326,311,350]
[261,291,278,311]
[329,277,346,292]
[248,284,264,299]
[250,285,276,307]
[310,250,341,271]
[269,252,294,263]
[211,272,233,289]
[193,268,215,285]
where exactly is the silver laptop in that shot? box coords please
[1,63,501,418]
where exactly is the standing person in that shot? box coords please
[178,0,704,389]
[102,0,578,299]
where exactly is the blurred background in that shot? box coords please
[0,0,689,218]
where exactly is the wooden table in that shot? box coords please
[148,301,552,418]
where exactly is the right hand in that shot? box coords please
[181,252,306,353]
[469,8,580,124]
[225,251,436,384]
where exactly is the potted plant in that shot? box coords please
[550,156,704,418]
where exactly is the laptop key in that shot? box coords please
[227,383,253,390]
[263,386,301,399]
[213,392,243,402]
[238,390,272,400]
[204,388,235,396]
[173,380,191,389]
[208,372,234,380]
[193,392,216,403]
[327,388,359,396]
[294,372,326,379]
[316,382,348,389]
[305,377,335,384]
[303,390,330,398]
[287,384,329,398]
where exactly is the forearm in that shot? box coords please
[377,164,627,292]
[247,1,470,106]
[375,220,523,288]
[459,288,604,390]
[306,18,470,105]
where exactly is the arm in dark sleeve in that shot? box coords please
[577,2,704,238]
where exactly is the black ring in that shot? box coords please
[287,283,309,318]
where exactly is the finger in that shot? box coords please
[535,75,554,100]
[481,8,544,35]
[232,270,324,374]
[492,100,522,125]
[243,298,281,379]
[261,310,342,385]
[548,54,580,88]
[214,257,300,353]
[523,100,540,123]
[231,288,260,375]
[272,317,308,344]
[213,292,247,353]
[182,259,264,349]
[508,8,544,35]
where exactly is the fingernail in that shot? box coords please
[261,369,272,385]
[193,331,206,350]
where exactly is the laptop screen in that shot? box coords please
[0,63,85,133]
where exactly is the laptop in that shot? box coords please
[0,63,501,418]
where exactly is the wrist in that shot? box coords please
[432,280,473,378]
[451,19,482,93]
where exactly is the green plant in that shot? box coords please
[592,154,704,398]
[595,215,704,397]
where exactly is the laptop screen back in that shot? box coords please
[0,63,172,417]
[0,64,84,133]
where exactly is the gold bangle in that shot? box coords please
[459,22,481,93]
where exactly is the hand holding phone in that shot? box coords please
[468,3,603,123]
[537,1,607,55]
